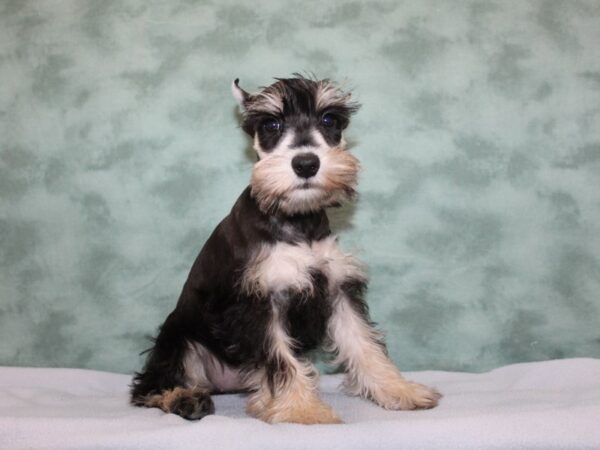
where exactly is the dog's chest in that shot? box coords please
[241,235,366,298]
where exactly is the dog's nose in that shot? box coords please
[291,153,320,179]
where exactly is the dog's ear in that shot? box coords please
[232,78,251,110]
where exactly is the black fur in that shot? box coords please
[131,76,371,419]
[130,187,357,401]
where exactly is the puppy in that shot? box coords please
[130,75,441,424]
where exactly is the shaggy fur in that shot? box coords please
[130,75,441,423]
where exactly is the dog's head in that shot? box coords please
[233,75,360,215]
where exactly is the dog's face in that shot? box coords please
[233,76,360,215]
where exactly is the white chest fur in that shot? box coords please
[240,236,367,297]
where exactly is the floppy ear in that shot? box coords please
[231,78,251,109]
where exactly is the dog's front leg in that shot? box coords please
[327,284,441,410]
[245,303,341,424]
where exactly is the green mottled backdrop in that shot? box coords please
[1,0,599,374]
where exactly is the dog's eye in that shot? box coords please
[321,113,337,128]
[262,118,281,133]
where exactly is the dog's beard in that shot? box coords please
[250,148,360,215]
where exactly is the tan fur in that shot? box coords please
[250,147,359,214]
[247,380,342,424]
[246,370,341,424]
[327,296,441,410]
[250,153,296,212]
[142,386,208,413]
[320,148,360,195]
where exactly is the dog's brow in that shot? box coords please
[251,92,284,114]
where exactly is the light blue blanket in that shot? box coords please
[2,358,599,449]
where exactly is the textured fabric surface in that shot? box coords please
[1,1,600,374]
[2,358,600,450]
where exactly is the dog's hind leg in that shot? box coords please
[140,385,214,420]
[326,283,441,410]
[130,312,215,420]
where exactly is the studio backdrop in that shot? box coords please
[1,0,599,374]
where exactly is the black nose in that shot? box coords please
[291,153,320,179]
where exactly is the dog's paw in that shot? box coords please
[374,380,441,410]
[143,387,215,420]
[170,389,215,420]
[268,400,343,425]
[248,392,342,424]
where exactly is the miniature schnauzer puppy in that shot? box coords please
[130,75,441,424]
